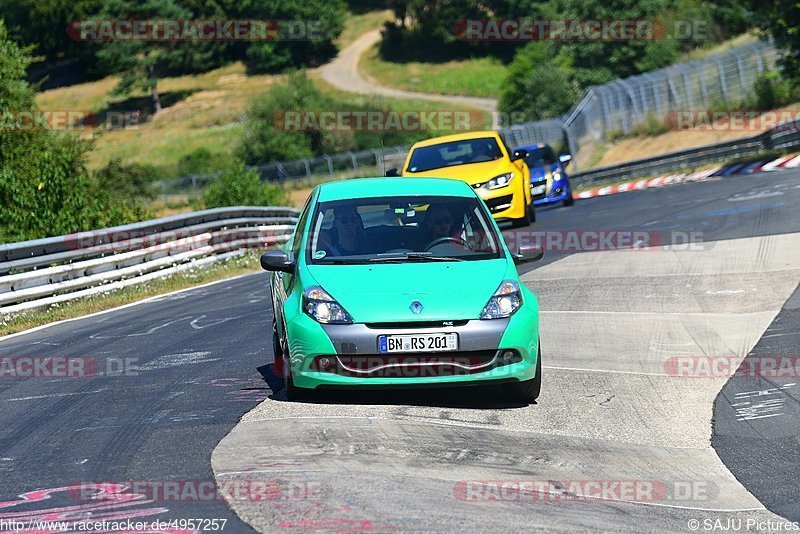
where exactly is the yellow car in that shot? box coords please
[387,131,535,227]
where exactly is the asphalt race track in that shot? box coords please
[1,169,799,532]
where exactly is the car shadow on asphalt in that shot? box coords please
[257,364,533,409]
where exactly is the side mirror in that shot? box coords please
[559,154,572,167]
[385,167,400,177]
[260,251,295,273]
[512,244,544,264]
[512,149,528,161]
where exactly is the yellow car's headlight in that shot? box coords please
[481,172,514,190]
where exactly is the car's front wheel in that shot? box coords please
[563,183,575,207]
[502,343,541,403]
[272,318,309,401]
[510,179,533,228]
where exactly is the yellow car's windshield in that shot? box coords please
[407,137,503,173]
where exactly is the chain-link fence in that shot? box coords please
[158,40,776,198]
[515,40,778,169]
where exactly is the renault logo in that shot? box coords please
[409,300,423,314]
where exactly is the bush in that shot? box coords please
[202,162,289,208]
[177,148,236,176]
[0,21,146,244]
[499,42,579,120]
[752,71,796,110]
[94,158,159,201]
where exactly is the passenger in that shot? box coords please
[321,207,370,256]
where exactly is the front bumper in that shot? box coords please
[285,307,539,389]
[532,179,571,205]
[472,184,526,220]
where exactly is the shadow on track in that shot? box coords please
[256,363,533,409]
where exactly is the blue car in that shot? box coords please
[516,144,575,207]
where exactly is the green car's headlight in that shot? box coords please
[303,286,353,324]
[482,172,514,190]
[480,280,522,319]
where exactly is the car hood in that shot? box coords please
[305,259,512,322]
[529,163,559,181]
[404,159,513,184]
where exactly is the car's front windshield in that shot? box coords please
[306,195,505,264]
[523,147,557,168]
[406,138,503,173]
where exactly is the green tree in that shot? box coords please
[0,21,146,243]
[0,0,102,64]
[749,0,800,83]
[202,161,289,208]
[230,0,347,73]
[92,0,217,113]
[239,71,324,165]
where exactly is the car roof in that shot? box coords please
[315,178,475,202]
[410,131,500,149]
[516,143,549,150]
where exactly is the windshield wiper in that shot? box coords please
[369,253,464,263]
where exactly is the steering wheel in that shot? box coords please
[425,236,471,251]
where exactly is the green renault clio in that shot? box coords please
[261,177,543,402]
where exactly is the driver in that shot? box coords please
[419,204,463,251]
[471,140,499,163]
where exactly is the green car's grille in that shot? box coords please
[364,320,469,329]
[311,350,522,378]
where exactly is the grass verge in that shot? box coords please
[359,45,506,99]
[0,253,263,337]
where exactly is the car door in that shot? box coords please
[273,191,315,339]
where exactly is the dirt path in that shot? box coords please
[320,29,498,112]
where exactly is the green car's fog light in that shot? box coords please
[303,286,353,324]
[480,280,522,319]
[311,355,337,373]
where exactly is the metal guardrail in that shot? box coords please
[570,118,800,187]
[0,207,299,315]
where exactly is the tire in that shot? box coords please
[272,318,309,401]
[510,180,532,228]
[528,200,537,222]
[503,343,542,403]
[563,183,575,207]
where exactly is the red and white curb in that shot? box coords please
[574,152,800,200]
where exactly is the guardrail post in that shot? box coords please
[347,152,359,174]
[372,149,384,176]
[323,155,334,177]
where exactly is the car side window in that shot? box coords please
[291,194,314,260]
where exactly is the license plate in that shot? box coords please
[532,184,546,195]
[378,333,458,353]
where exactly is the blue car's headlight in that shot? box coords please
[482,172,514,190]
[303,286,353,324]
[480,280,522,319]
[552,169,562,182]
